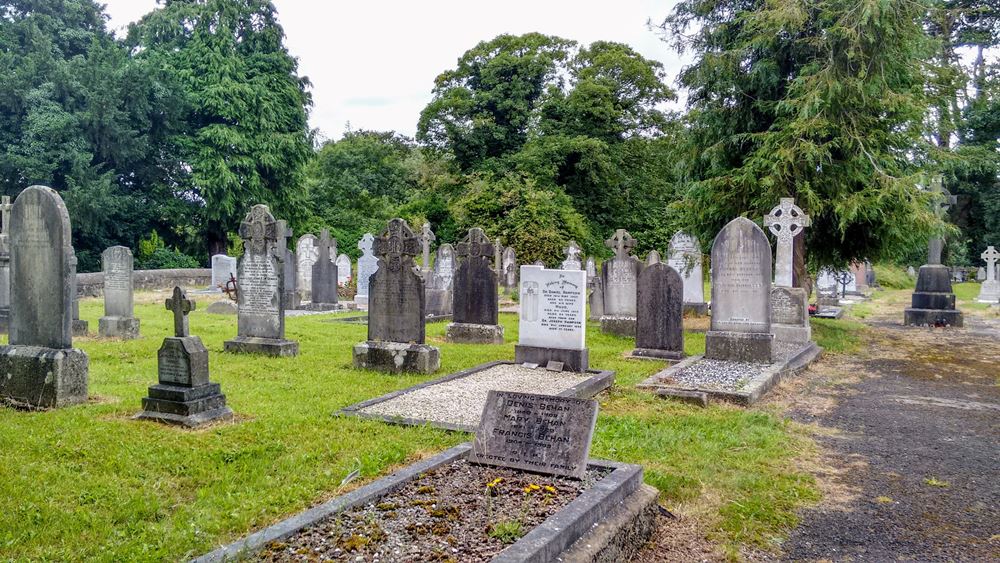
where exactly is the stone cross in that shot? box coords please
[276,220,292,259]
[494,237,503,273]
[374,218,421,269]
[420,222,435,272]
[0,195,11,236]
[165,286,195,337]
[983,246,1000,283]
[562,240,582,270]
[764,197,811,287]
[317,229,334,264]
[604,229,636,260]
[456,227,494,261]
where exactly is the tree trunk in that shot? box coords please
[793,232,812,299]
[207,225,228,260]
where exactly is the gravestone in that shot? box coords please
[426,243,454,317]
[98,246,140,339]
[977,246,1000,303]
[470,390,598,479]
[446,228,503,344]
[336,253,352,287]
[599,229,643,337]
[645,250,661,266]
[310,229,339,308]
[494,238,503,284]
[295,234,318,300]
[515,265,589,371]
[667,231,707,315]
[136,287,233,427]
[223,205,299,356]
[353,218,440,374]
[355,233,377,308]
[211,254,237,291]
[905,177,962,326]
[585,257,597,283]
[704,217,774,363]
[630,263,684,360]
[764,198,812,346]
[70,253,88,336]
[562,240,582,270]
[907,265,917,277]
[770,286,811,344]
[977,267,986,282]
[282,246,300,310]
[850,261,869,293]
[764,198,810,287]
[502,246,518,289]
[0,186,88,408]
[588,276,605,321]
[0,195,12,331]
[420,222,436,275]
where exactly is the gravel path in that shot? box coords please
[360,364,592,428]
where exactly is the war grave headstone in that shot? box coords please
[502,246,518,290]
[629,262,684,360]
[599,229,643,337]
[0,195,12,332]
[336,253,351,287]
[98,246,140,339]
[135,287,232,427]
[211,254,237,292]
[355,233,377,308]
[561,240,582,270]
[295,234,318,300]
[425,243,455,318]
[223,205,299,356]
[515,265,590,371]
[0,186,88,408]
[667,231,707,315]
[905,177,963,326]
[353,218,440,374]
[445,228,503,344]
[764,198,815,349]
[977,246,1000,303]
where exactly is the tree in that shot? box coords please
[128,0,313,257]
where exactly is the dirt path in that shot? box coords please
[778,299,1000,561]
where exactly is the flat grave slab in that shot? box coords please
[339,361,614,432]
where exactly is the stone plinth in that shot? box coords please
[98,317,141,339]
[600,315,636,337]
[445,322,504,344]
[705,331,773,363]
[137,383,233,427]
[353,341,440,374]
[224,336,299,357]
[903,264,963,327]
[770,287,811,344]
[514,345,589,372]
[0,346,88,408]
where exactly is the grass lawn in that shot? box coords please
[0,293,820,561]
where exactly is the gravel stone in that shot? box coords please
[669,359,766,391]
[360,364,592,428]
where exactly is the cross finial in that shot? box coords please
[604,229,636,260]
[456,227,494,261]
[317,229,336,263]
[358,232,375,255]
[420,222,436,270]
[764,198,811,242]
[373,219,420,273]
[165,286,195,337]
[564,240,581,261]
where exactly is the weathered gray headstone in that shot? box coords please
[470,390,598,479]
[515,265,589,371]
[420,222,436,274]
[223,205,298,356]
[907,265,917,277]
[211,254,237,291]
[977,246,1000,303]
[310,229,339,307]
[502,246,517,289]
[353,218,439,373]
[631,262,684,359]
[585,257,597,282]
[98,246,140,339]
[446,228,503,344]
[425,243,454,317]
[282,246,300,310]
[494,238,503,283]
[977,267,987,282]
[704,217,774,362]
[355,233,377,307]
[770,286,811,345]
[667,231,706,315]
[336,253,351,287]
[136,287,233,427]
[599,229,642,337]
[295,234,318,299]
[0,195,12,331]
[0,186,88,408]
[588,275,605,321]
[70,252,88,336]
[562,240,582,270]
[645,250,661,266]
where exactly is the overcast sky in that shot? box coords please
[102,1,688,142]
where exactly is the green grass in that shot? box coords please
[872,262,915,290]
[0,294,820,561]
[810,317,865,354]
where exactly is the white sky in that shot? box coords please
[103,1,688,142]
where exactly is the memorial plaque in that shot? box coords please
[518,266,586,350]
[470,390,598,479]
[709,217,772,333]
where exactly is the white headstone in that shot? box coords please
[211,254,237,291]
[336,254,351,286]
[296,234,318,294]
[977,246,1000,303]
[356,233,377,301]
[518,265,586,351]
[667,232,705,305]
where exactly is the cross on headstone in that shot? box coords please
[165,286,196,337]
[983,246,1000,283]
[764,197,811,287]
[317,229,335,263]
[420,222,436,272]
[563,240,582,269]
[0,195,11,236]
[456,227,494,260]
[239,205,276,255]
[604,229,636,260]
[276,220,292,258]
[374,218,420,272]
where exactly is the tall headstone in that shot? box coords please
[850,261,869,293]
[976,246,1000,303]
[353,219,440,373]
[211,254,237,291]
[279,222,300,310]
[98,246,140,339]
[355,233,377,308]
[599,229,642,337]
[223,205,299,356]
[0,195,12,331]
[136,287,233,427]
[764,199,812,346]
[630,263,684,360]
[704,217,773,363]
[310,229,339,308]
[425,243,455,317]
[0,186,88,408]
[502,246,518,289]
[585,257,597,283]
[588,276,605,321]
[420,222,436,275]
[667,232,707,315]
[562,240,583,270]
[494,238,503,284]
[295,234,318,299]
[446,228,503,344]
[764,198,810,287]
[336,253,352,287]
[515,265,589,371]
[904,177,963,326]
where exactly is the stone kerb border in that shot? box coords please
[77,269,212,297]
[337,361,615,433]
[191,443,649,563]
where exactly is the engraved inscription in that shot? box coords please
[241,254,279,316]
[158,350,190,385]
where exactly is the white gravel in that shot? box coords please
[360,364,592,428]
[669,359,766,391]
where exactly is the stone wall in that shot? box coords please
[77,269,212,297]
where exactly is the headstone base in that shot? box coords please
[300,302,357,312]
[206,301,238,315]
[425,289,453,317]
[352,341,440,374]
[705,331,773,363]
[903,308,964,327]
[599,315,636,337]
[444,322,504,344]
[223,336,299,357]
[135,383,233,428]
[629,347,683,361]
[683,302,709,316]
[514,345,589,372]
[73,319,89,337]
[98,316,140,339]
[771,323,812,344]
[904,265,962,327]
[0,346,89,408]
[976,280,999,303]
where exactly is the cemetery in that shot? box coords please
[2,2,999,562]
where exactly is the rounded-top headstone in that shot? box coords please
[10,186,74,349]
[102,246,134,318]
[709,217,772,334]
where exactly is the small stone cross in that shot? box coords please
[604,229,636,260]
[456,228,493,262]
[165,286,196,337]
[983,246,1000,283]
[0,196,11,236]
[764,197,811,287]
[564,240,581,262]
[374,219,420,272]
[358,233,374,256]
[317,229,335,263]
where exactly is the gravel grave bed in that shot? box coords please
[257,459,609,563]
[665,359,767,391]
[359,364,592,428]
